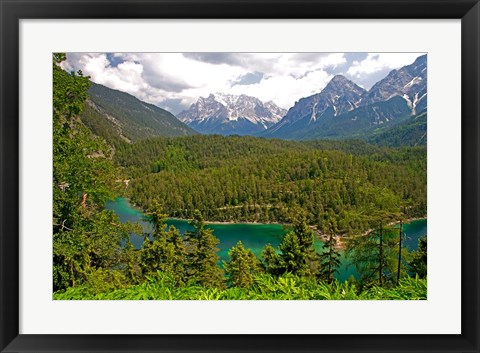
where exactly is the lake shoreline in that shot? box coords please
[170,216,284,227]
[115,198,282,226]
[113,197,426,248]
[107,197,427,282]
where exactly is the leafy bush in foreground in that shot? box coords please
[53,272,426,300]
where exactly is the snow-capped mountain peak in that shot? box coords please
[266,75,366,134]
[177,93,286,135]
[361,54,427,113]
[262,54,427,140]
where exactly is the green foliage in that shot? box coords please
[409,236,427,278]
[361,276,427,300]
[260,209,319,278]
[346,224,411,287]
[53,53,138,291]
[318,212,342,283]
[53,54,427,300]
[140,201,187,285]
[277,232,307,276]
[54,272,427,300]
[82,82,196,143]
[115,135,426,235]
[82,268,128,295]
[261,244,281,275]
[224,241,260,288]
[292,208,315,252]
[368,113,427,147]
[53,55,91,118]
[184,210,225,288]
[151,145,196,173]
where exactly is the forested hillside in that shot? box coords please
[368,113,427,147]
[116,135,426,235]
[80,82,196,144]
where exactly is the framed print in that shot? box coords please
[1,0,479,352]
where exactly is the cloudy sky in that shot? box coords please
[62,52,424,114]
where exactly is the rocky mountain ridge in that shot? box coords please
[263,54,427,140]
[177,93,286,135]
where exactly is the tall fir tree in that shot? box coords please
[140,201,187,284]
[346,223,399,287]
[261,243,281,276]
[224,241,260,288]
[409,235,427,279]
[277,231,308,276]
[319,211,341,283]
[184,210,224,288]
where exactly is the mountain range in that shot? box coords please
[177,93,286,135]
[262,54,427,140]
[80,54,426,147]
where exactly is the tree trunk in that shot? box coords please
[379,225,383,286]
[397,221,403,285]
[81,192,88,208]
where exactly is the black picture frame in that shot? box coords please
[1,0,479,352]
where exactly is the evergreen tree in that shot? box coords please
[409,236,427,278]
[185,210,224,288]
[292,208,314,251]
[260,209,320,278]
[116,135,426,233]
[224,241,259,288]
[122,240,142,285]
[261,243,281,276]
[292,208,318,273]
[346,223,398,287]
[53,53,135,291]
[319,212,341,283]
[140,201,187,284]
[277,232,308,276]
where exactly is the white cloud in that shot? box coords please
[62,52,421,113]
[62,53,150,100]
[229,69,332,109]
[347,53,423,78]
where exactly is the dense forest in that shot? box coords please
[115,135,426,235]
[53,54,427,300]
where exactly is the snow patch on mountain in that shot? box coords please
[177,93,286,135]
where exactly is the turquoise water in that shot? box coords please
[398,219,429,250]
[105,197,289,259]
[106,197,427,282]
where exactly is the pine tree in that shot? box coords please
[409,236,427,278]
[185,210,224,288]
[140,201,187,285]
[261,243,281,276]
[346,223,398,287]
[284,208,318,277]
[319,212,341,283]
[224,241,259,288]
[292,208,314,253]
[277,232,308,276]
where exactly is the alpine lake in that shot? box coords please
[106,197,427,282]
